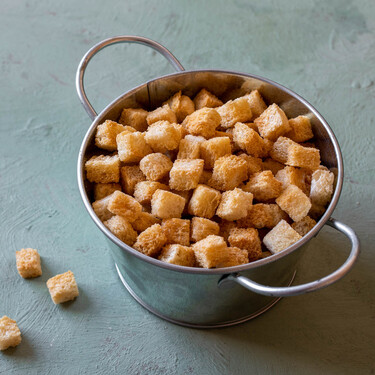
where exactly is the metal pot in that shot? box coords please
[76,36,360,328]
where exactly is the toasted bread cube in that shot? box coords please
[165,91,195,122]
[263,220,302,253]
[310,169,334,206]
[217,247,249,267]
[95,120,128,151]
[94,183,121,201]
[144,120,181,153]
[85,154,120,183]
[194,88,223,109]
[261,138,274,158]
[46,271,79,304]
[169,159,204,191]
[275,166,307,193]
[139,153,173,181]
[151,190,186,219]
[276,185,312,222]
[192,235,229,268]
[245,90,267,119]
[92,195,113,221]
[292,216,317,236]
[119,108,148,132]
[237,203,288,229]
[173,123,188,139]
[233,122,267,157]
[254,103,291,141]
[133,224,167,257]
[286,115,314,143]
[209,155,248,191]
[133,181,169,205]
[146,104,177,125]
[262,158,285,175]
[171,189,192,214]
[16,248,42,278]
[116,131,152,163]
[219,220,237,242]
[238,153,263,176]
[191,217,220,242]
[200,137,232,169]
[158,244,195,267]
[243,171,283,201]
[0,316,21,350]
[270,136,295,163]
[132,212,161,232]
[119,166,145,196]
[104,215,137,245]
[216,188,253,221]
[228,228,262,261]
[199,170,213,185]
[216,97,253,129]
[107,191,142,223]
[177,135,205,159]
[188,184,221,219]
[182,107,221,138]
[161,218,190,246]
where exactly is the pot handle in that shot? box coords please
[76,36,185,120]
[218,217,360,297]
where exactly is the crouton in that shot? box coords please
[116,131,152,163]
[200,137,232,168]
[190,217,220,242]
[165,91,195,122]
[262,158,284,175]
[120,166,145,195]
[177,135,204,159]
[263,220,302,253]
[104,215,138,245]
[139,153,173,181]
[217,247,249,267]
[242,171,283,201]
[132,212,161,232]
[161,218,190,246]
[169,159,204,190]
[46,271,79,304]
[216,188,253,221]
[85,154,120,183]
[275,166,307,193]
[238,153,263,175]
[133,181,169,205]
[244,90,267,119]
[92,195,114,221]
[194,88,223,109]
[158,244,195,267]
[16,248,42,278]
[286,115,314,143]
[146,104,177,125]
[119,108,148,132]
[216,97,253,128]
[95,120,128,151]
[199,170,213,185]
[188,184,221,219]
[310,169,334,206]
[292,216,317,236]
[94,183,121,201]
[192,235,229,268]
[219,220,237,242]
[144,121,181,153]
[0,316,21,350]
[233,122,266,157]
[151,190,186,219]
[182,107,221,138]
[228,228,262,261]
[107,190,142,222]
[133,224,167,257]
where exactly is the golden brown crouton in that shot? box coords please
[132,212,161,233]
[244,90,267,119]
[165,91,195,122]
[177,135,205,159]
[262,158,285,175]
[158,244,195,267]
[139,153,173,181]
[0,316,21,351]
[190,217,220,242]
[116,131,152,163]
[94,182,122,201]
[144,121,181,153]
[182,107,221,138]
[217,247,249,267]
[310,169,334,206]
[169,159,204,191]
[107,190,142,222]
[85,154,120,183]
[286,115,314,143]
[237,153,263,176]
[133,181,169,205]
[200,137,232,169]
[263,220,302,253]
[146,104,177,125]
[119,108,148,131]
[216,97,253,128]
[242,171,283,201]
[133,224,167,257]
[198,170,213,185]
[95,120,128,151]
[194,88,223,109]
[275,166,308,193]
[161,218,190,246]
[228,228,262,261]
[188,184,221,219]
[151,189,186,219]
[105,214,145,245]
[120,166,145,195]
[16,248,42,278]
[216,188,253,221]
[192,235,229,268]
[92,194,114,221]
[46,271,79,304]
[233,122,267,157]
[292,216,317,236]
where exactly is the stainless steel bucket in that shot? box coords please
[76,36,360,328]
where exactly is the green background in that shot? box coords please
[1,0,374,374]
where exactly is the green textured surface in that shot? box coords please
[1,0,374,374]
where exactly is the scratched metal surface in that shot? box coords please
[0,0,374,374]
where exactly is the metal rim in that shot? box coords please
[77,69,344,276]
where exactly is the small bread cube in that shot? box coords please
[219,220,237,242]
[254,103,291,141]
[16,248,42,278]
[104,215,138,245]
[169,159,204,191]
[270,136,295,163]
[95,120,127,151]
[209,155,248,191]
[217,247,249,267]
[133,224,167,257]
[182,107,221,138]
[276,185,312,222]
[237,203,288,229]
[94,183,121,201]
[140,153,173,181]
[92,195,113,221]
[188,184,221,219]
[228,228,262,261]
[120,166,145,195]
[199,170,212,185]
[46,271,79,304]
[200,137,231,169]
[216,188,253,221]
[245,90,267,119]
[107,191,142,222]
[85,154,120,183]
[216,97,253,128]
[144,121,181,153]
[158,244,195,267]
[233,122,267,157]
[151,189,186,219]
[275,166,307,193]
[165,91,195,122]
[262,158,285,175]
[171,189,192,214]
[132,212,161,232]
[133,181,169,205]
[146,104,177,125]
[243,171,283,201]
[194,88,223,110]
[263,220,302,253]
[261,138,274,158]
[119,108,148,132]
[116,131,152,163]
[0,316,21,350]
[310,169,334,206]
[161,218,190,246]
[292,216,317,236]
[192,235,229,268]
[173,123,188,139]
[190,217,220,242]
[177,135,205,159]
[238,153,263,175]
[286,115,314,143]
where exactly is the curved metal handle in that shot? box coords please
[218,217,360,297]
[76,35,185,120]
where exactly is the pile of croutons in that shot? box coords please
[85,88,334,268]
